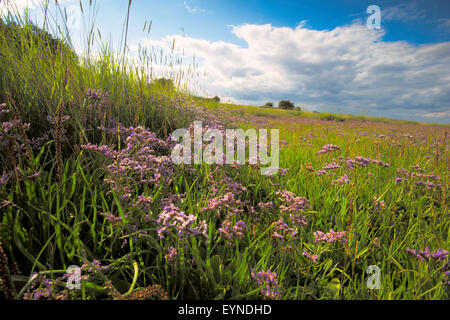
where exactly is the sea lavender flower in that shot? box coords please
[100,212,123,224]
[165,247,178,264]
[0,103,9,116]
[302,249,318,264]
[276,190,311,214]
[314,229,347,243]
[202,192,242,217]
[289,214,308,227]
[81,259,109,273]
[373,197,386,209]
[272,218,297,241]
[157,204,208,242]
[405,247,448,262]
[220,176,247,194]
[219,220,246,244]
[133,195,153,211]
[251,269,282,299]
[316,144,341,155]
[257,201,273,211]
[322,162,340,170]
[332,174,349,185]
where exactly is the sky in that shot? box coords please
[1,0,450,123]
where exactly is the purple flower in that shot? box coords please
[251,269,282,299]
[316,144,341,155]
[332,175,349,185]
[314,229,347,243]
[302,249,318,264]
[219,220,246,244]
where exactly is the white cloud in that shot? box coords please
[382,2,426,22]
[140,22,450,121]
[0,0,38,15]
[183,1,206,14]
[421,111,450,118]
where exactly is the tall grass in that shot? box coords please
[0,1,448,300]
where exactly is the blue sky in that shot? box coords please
[2,0,450,123]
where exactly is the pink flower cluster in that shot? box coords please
[373,197,386,209]
[218,220,246,244]
[332,174,349,185]
[202,192,244,218]
[251,269,282,299]
[302,249,318,263]
[276,190,311,214]
[157,204,208,241]
[165,247,178,264]
[316,144,341,155]
[272,218,297,241]
[82,126,174,199]
[405,247,448,262]
[314,229,347,243]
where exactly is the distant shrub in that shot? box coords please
[262,102,274,108]
[155,78,174,89]
[278,100,295,110]
[320,113,345,122]
[212,96,221,102]
[295,106,302,112]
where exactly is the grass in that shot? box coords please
[0,2,448,300]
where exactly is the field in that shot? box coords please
[0,7,449,301]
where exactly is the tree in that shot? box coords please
[295,106,302,112]
[262,102,273,108]
[212,96,220,102]
[278,100,295,110]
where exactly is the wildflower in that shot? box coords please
[406,247,448,262]
[314,229,347,243]
[272,218,297,240]
[219,176,247,194]
[276,190,311,214]
[219,220,246,244]
[133,195,153,211]
[157,204,208,241]
[81,259,109,273]
[257,201,273,211]
[0,103,9,116]
[322,162,340,170]
[165,247,178,264]
[332,174,349,185]
[316,144,341,155]
[100,212,123,224]
[251,269,282,299]
[373,197,385,209]
[202,192,242,217]
[302,250,318,263]
[289,214,308,227]
[315,170,327,176]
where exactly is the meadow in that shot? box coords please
[0,3,448,300]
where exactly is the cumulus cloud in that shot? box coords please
[0,0,38,15]
[182,1,206,14]
[382,2,426,22]
[140,21,450,122]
